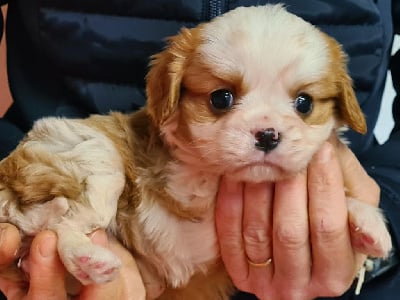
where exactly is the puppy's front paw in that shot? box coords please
[62,243,122,285]
[347,198,392,258]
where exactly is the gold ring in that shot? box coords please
[247,257,272,268]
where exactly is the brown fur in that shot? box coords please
[322,34,367,134]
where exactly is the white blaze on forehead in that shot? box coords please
[198,5,330,86]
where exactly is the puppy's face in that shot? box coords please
[146,5,366,182]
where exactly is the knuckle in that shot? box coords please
[243,224,271,261]
[316,278,352,297]
[219,230,242,250]
[243,224,269,246]
[234,277,251,292]
[313,217,344,242]
[275,224,308,249]
[309,175,330,192]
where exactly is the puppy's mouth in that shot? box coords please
[242,159,282,170]
[228,158,288,182]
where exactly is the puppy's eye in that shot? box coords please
[210,89,234,111]
[294,93,313,115]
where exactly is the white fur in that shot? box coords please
[163,5,335,182]
[157,5,391,286]
[134,162,220,287]
[0,117,126,284]
[24,118,126,233]
[137,200,218,287]
[199,5,329,92]
[165,162,219,209]
[147,6,338,286]
[347,198,392,257]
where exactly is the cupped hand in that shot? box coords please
[215,142,378,300]
[0,226,148,300]
[0,227,68,300]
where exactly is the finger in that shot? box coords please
[0,275,28,299]
[215,178,249,288]
[108,237,147,300]
[242,181,274,265]
[308,142,355,295]
[28,230,67,300]
[0,224,25,299]
[136,258,165,299]
[334,140,379,207]
[0,223,20,269]
[272,171,311,289]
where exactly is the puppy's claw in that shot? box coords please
[350,224,392,258]
[348,198,392,258]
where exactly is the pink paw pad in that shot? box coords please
[77,271,90,280]
[93,262,106,269]
[102,267,116,275]
[79,256,90,264]
[65,244,122,285]
[350,223,389,258]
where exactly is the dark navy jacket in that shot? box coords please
[0,1,400,299]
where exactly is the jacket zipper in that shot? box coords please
[208,0,226,19]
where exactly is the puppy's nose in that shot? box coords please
[254,128,281,153]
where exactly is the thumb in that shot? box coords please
[28,230,67,300]
[0,223,20,269]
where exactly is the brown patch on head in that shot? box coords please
[156,41,247,146]
[291,81,337,126]
[146,24,247,131]
[290,33,367,134]
[179,59,246,124]
[146,26,203,126]
[322,34,367,134]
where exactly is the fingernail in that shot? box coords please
[315,142,333,164]
[38,233,57,258]
[89,228,108,247]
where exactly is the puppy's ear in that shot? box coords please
[337,72,367,134]
[325,35,367,134]
[146,27,200,126]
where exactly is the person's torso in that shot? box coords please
[5,0,393,153]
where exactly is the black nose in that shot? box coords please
[254,128,281,153]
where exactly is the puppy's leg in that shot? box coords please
[0,193,70,282]
[54,226,121,285]
[52,173,125,285]
[347,198,392,258]
[0,193,69,235]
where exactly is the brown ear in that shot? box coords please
[146,27,201,126]
[324,34,367,134]
[338,72,367,134]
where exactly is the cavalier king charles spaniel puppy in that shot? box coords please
[0,4,391,299]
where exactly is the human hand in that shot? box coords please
[0,226,147,300]
[0,226,68,300]
[215,142,378,300]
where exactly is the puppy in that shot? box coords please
[0,4,392,299]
